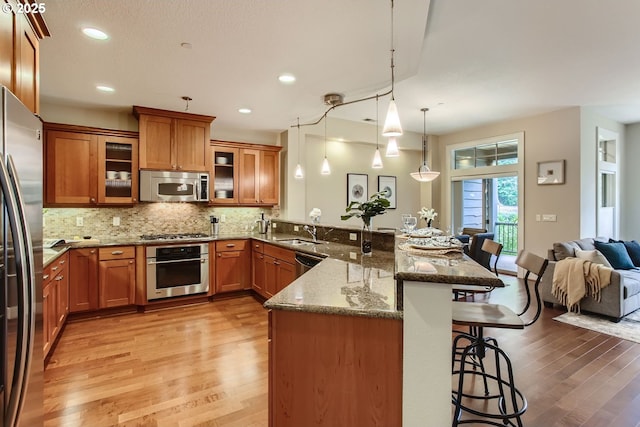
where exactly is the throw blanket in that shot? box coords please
[552,258,613,312]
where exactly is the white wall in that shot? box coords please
[281,116,437,230]
[623,122,640,239]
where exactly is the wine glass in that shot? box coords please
[405,216,417,233]
[401,214,411,232]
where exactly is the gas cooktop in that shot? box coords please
[140,233,209,241]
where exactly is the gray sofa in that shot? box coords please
[539,237,640,322]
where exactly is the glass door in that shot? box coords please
[211,144,239,204]
[98,135,139,204]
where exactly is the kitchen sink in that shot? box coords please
[276,238,319,246]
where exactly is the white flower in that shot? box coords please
[418,207,438,221]
[309,208,322,218]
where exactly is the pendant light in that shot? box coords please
[321,118,331,175]
[382,0,403,137]
[386,136,399,157]
[372,95,383,169]
[294,117,304,179]
[410,108,440,182]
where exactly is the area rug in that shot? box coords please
[553,309,640,344]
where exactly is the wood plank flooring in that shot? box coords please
[44,280,640,427]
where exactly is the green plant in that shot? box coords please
[341,191,390,227]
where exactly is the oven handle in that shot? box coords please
[147,258,207,265]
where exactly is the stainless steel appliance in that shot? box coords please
[146,243,209,300]
[294,252,324,277]
[139,170,209,202]
[0,87,43,426]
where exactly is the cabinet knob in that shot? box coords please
[90,250,96,254]
[226,243,235,248]
[129,260,134,264]
[218,253,221,257]
[51,266,58,271]
[59,259,65,265]
[111,250,124,255]
[55,275,63,281]
[133,198,137,202]
[43,274,50,280]
[172,164,177,169]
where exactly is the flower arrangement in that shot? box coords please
[418,207,438,227]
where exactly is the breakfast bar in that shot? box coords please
[265,241,504,427]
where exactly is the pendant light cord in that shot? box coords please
[376,95,379,149]
[297,117,301,164]
[422,107,428,165]
[390,0,395,99]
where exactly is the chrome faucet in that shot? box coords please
[303,225,317,242]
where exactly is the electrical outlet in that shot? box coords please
[294,225,300,232]
[536,214,541,222]
[272,223,276,229]
[220,214,226,223]
[349,252,357,260]
[113,217,120,226]
[76,216,83,227]
[349,233,357,241]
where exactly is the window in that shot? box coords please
[453,140,518,170]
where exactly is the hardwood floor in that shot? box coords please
[44,282,640,427]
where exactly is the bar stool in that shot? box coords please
[453,239,503,301]
[451,250,548,426]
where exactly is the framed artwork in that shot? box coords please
[537,160,565,185]
[377,175,397,209]
[347,173,368,205]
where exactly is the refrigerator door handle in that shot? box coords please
[0,155,31,427]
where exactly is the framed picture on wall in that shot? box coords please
[377,175,397,209]
[537,160,565,185]
[347,173,368,205]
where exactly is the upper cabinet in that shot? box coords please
[211,140,281,206]
[44,123,139,206]
[133,106,215,173]
[0,1,50,114]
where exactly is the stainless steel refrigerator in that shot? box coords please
[0,86,43,426]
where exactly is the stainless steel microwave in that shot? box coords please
[139,170,209,202]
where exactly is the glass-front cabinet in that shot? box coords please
[211,144,239,204]
[97,135,139,204]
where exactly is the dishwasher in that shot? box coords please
[294,252,325,277]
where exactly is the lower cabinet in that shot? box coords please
[43,252,69,357]
[258,243,296,299]
[215,240,249,293]
[98,247,136,307]
[252,241,266,296]
[69,246,135,313]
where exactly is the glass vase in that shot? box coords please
[361,223,373,256]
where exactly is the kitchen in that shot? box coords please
[3,1,640,427]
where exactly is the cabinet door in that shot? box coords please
[211,145,239,204]
[14,14,38,114]
[277,261,296,293]
[42,282,53,354]
[264,255,278,298]
[0,2,14,90]
[239,149,260,204]
[97,135,139,204]
[99,258,135,308]
[215,250,248,293]
[45,131,98,205]
[175,119,210,172]
[138,114,174,170]
[259,150,280,205]
[69,248,99,312]
[252,250,266,297]
[56,268,69,326]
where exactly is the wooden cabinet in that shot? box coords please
[211,140,281,206]
[134,106,215,172]
[98,247,135,308]
[252,241,266,296]
[69,248,99,312]
[69,246,136,312]
[215,240,249,293]
[261,243,296,298]
[44,123,138,206]
[43,252,69,357]
[0,1,49,114]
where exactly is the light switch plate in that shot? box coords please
[220,214,226,223]
[349,233,357,241]
[349,252,357,260]
[294,225,299,232]
[76,217,83,227]
[113,217,120,226]
[542,214,557,222]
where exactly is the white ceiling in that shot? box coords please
[40,0,640,138]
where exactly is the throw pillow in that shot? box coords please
[593,241,635,269]
[574,248,613,268]
[608,238,640,267]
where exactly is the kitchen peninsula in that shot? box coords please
[265,240,504,427]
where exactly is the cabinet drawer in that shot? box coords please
[252,240,264,253]
[264,243,296,264]
[216,240,248,252]
[46,252,69,278]
[99,246,135,260]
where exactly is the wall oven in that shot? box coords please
[146,243,209,300]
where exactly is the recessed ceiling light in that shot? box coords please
[96,85,115,93]
[238,108,252,114]
[278,74,296,84]
[82,27,109,40]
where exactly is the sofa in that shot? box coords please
[539,237,640,322]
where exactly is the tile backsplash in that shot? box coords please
[43,204,275,240]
